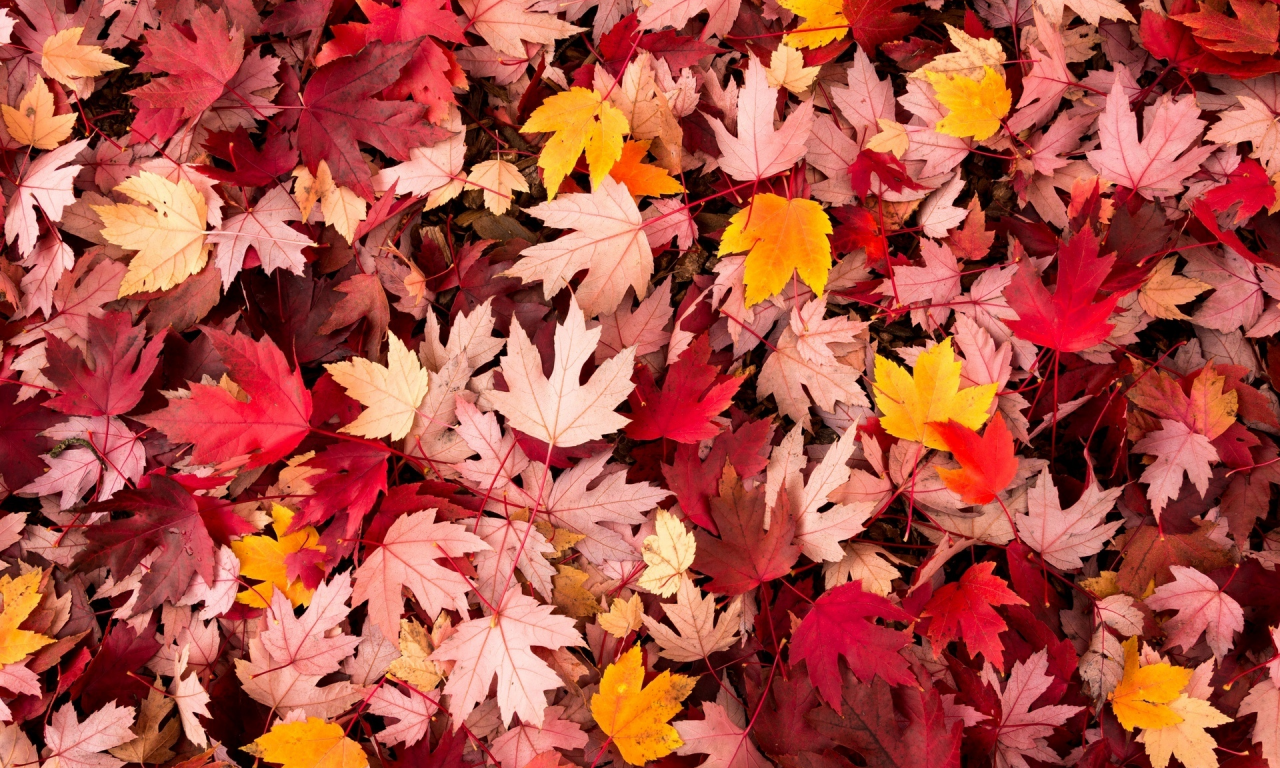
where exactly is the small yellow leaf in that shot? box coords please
[249,718,369,768]
[866,119,909,158]
[2,78,77,150]
[41,27,125,90]
[387,616,451,693]
[639,510,696,597]
[293,162,366,244]
[0,570,54,666]
[924,66,1011,141]
[591,646,695,765]
[1137,694,1232,768]
[521,87,629,198]
[1138,258,1211,320]
[93,171,209,297]
[778,0,847,49]
[466,158,529,215]
[872,338,996,449]
[231,504,326,608]
[552,564,600,619]
[609,140,683,199]
[1110,637,1193,731]
[765,44,820,94]
[599,594,645,639]
[324,332,429,441]
[719,193,833,307]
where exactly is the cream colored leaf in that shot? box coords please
[641,575,742,662]
[466,158,529,215]
[2,78,76,150]
[41,27,125,90]
[639,510,697,597]
[909,25,1005,81]
[599,594,644,639]
[823,542,904,595]
[1139,258,1212,320]
[325,332,429,441]
[1137,694,1232,768]
[766,44,820,95]
[92,171,209,297]
[865,119,908,158]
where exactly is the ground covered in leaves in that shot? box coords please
[3,0,1280,766]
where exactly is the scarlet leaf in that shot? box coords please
[626,335,744,443]
[693,477,802,595]
[43,311,163,417]
[1004,228,1120,353]
[929,413,1018,505]
[920,561,1027,671]
[840,0,921,51]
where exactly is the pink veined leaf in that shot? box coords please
[1015,469,1122,570]
[1132,419,1220,519]
[259,571,361,676]
[595,277,675,363]
[5,139,88,258]
[1146,565,1244,661]
[369,683,439,747]
[1006,8,1074,133]
[675,699,772,768]
[18,416,145,509]
[992,650,1083,768]
[490,705,587,768]
[42,701,136,768]
[207,186,315,288]
[708,56,814,182]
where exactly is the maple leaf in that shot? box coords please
[491,706,586,768]
[921,561,1027,670]
[2,77,77,150]
[43,311,163,417]
[592,646,695,765]
[1110,636,1192,730]
[809,676,961,768]
[431,588,584,727]
[709,57,815,183]
[1003,228,1120,353]
[372,107,466,207]
[1146,565,1243,661]
[1085,80,1216,199]
[779,0,846,48]
[521,87,629,199]
[93,171,209,297]
[1127,361,1239,441]
[930,413,1017,504]
[642,575,742,661]
[1138,693,1233,768]
[42,702,136,768]
[924,67,1011,141]
[609,140,684,198]
[720,194,833,306]
[325,332,429,441]
[129,6,244,137]
[1139,258,1212,320]
[40,26,124,90]
[873,338,997,450]
[1133,420,1219,518]
[1016,469,1122,570]
[1173,0,1279,55]
[352,508,488,639]
[1238,679,1280,767]
[790,581,914,708]
[0,570,54,665]
[675,698,772,768]
[260,573,361,676]
[489,298,636,449]
[249,718,368,768]
[627,335,744,443]
[232,504,326,608]
[466,158,529,215]
[458,0,583,59]
[207,187,314,288]
[841,0,921,50]
[694,472,802,594]
[5,138,87,259]
[139,328,312,469]
[501,176,651,316]
[639,510,697,597]
[297,41,445,201]
[993,650,1083,768]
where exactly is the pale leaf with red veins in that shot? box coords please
[490,705,587,768]
[992,650,1083,768]
[260,572,361,676]
[1146,565,1244,661]
[708,57,814,182]
[675,699,772,768]
[207,186,314,288]
[1016,469,1122,571]
[1133,420,1219,519]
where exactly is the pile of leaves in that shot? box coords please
[7,0,1280,763]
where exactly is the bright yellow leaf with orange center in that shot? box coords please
[719,193,833,306]
[591,646,694,764]
[522,87,629,199]
[0,570,54,666]
[872,338,996,450]
[248,718,368,768]
[1110,637,1193,731]
[231,504,326,608]
[924,66,1011,141]
[609,140,683,199]
[778,0,846,49]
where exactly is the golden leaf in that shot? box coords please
[591,646,694,765]
[2,78,77,150]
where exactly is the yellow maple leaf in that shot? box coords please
[293,162,366,244]
[0,570,54,666]
[387,616,452,692]
[778,0,846,49]
[1110,637,1193,731]
[638,510,696,597]
[2,78,77,150]
[248,718,368,768]
[324,332,429,441]
[592,646,695,765]
[924,66,1011,141]
[609,140,683,199]
[766,43,820,94]
[599,594,645,639]
[522,87,629,199]
[873,338,996,449]
[93,172,209,297]
[231,504,326,608]
[1137,694,1232,768]
[41,27,125,91]
[719,193,833,307]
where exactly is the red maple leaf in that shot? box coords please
[43,312,164,417]
[1172,0,1279,56]
[809,676,962,768]
[841,0,921,52]
[1202,158,1277,226]
[831,206,889,266]
[660,417,775,530]
[626,335,744,444]
[929,413,1018,505]
[72,475,225,613]
[297,40,449,200]
[291,442,389,538]
[200,128,299,188]
[317,0,467,122]
[848,150,926,199]
[693,474,802,594]
[920,561,1027,671]
[139,328,313,470]
[790,581,916,710]
[1004,228,1121,353]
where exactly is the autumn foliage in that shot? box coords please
[5,0,1280,766]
